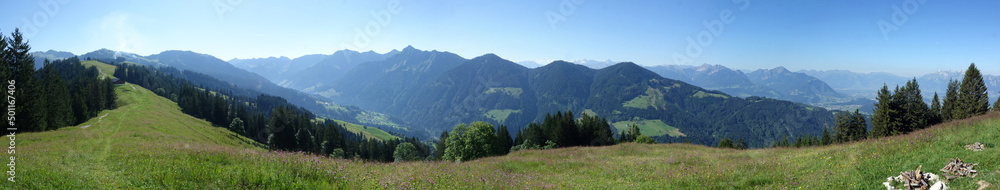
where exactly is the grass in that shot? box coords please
[5,68,1000,188]
[582,109,598,117]
[612,119,686,137]
[81,60,118,79]
[322,101,406,132]
[483,109,521,123]
[692,91,730,99]
[353,111,404,131]
[332,120,399,141]
[623,87,667,109]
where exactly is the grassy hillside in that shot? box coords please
[612,119,685,137]
[81,60,117,79]
[6,76,999,188]
[331,119,399,141]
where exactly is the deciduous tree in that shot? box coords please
[393,142,420,162]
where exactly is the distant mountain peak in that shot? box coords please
[402,45,417,52]
[475,53,501,60]
[603,62,649,73]
[548,60,574,66]
[469,54,517,67]
[773,66,789,73]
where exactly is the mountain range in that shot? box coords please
[801,69,1000,105]
[515,59,618,69]
[38,46,996,147]
[229,49,399,93]
[280,47,839,147]
[644,64,859,107]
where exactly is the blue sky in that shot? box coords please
[1,0,998,76]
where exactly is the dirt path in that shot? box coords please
[80,113,110,129]
[129,84,136,90]
[98,67,108,79]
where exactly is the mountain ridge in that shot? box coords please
[317,49,838,147]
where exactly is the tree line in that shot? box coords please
[871,63,993,138]
[514,111,618,150]
[770,63,996,148]
[113,61,432,162]
[438,110,649,162]
[2,29,117,133]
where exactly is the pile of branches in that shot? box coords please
[885,165,946,190]
[899,165,935,189]
[940,157,978,179]
[964,142,985,151]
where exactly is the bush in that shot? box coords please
[543,140,558,149]
[510,139,541,151]
[635,135,656,144]
[329,148,345,158]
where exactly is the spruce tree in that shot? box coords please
[820,128,832,145]
[780,135,789,147]
[1,30,9,132]
[994,93,1000,112]
[900,79,929,132]
[810,135,819,146]
[435,131,448,160]
[7,29,46,131]
[942,79,960,121]
[834,110,868,142]
[929,92,942,125]
[41,62,73,129]
[850,110,868,141]
[957,63,989,119]
[870,85,895,138]
[495,124,513,155]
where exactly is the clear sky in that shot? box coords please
[2,0,998,76]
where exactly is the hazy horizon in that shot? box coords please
[3,0,999,76]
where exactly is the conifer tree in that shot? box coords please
[820,128,832,145]
[495,124,513,155]
[435,131,448,160]
[780,135,789,147]
[871,85,895,138]
[929,92,942,125]
[7,29,46,131]
[810,135,819,146]
[994,93,1000,112]
[41,62,73,129]
[1,30,8,132]
[957,63,989,119]
[834,110,867,142]
[900,79,929,133]
[942,79,960,121]
[0,29,7,94]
